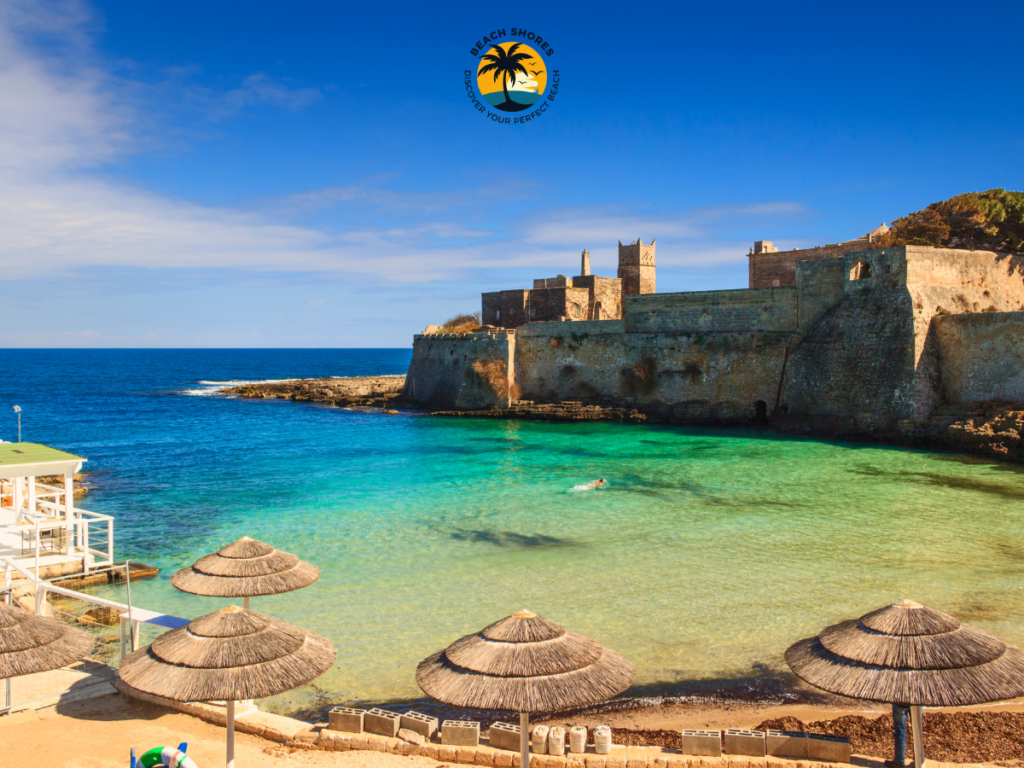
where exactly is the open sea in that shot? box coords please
[3,349,1024,717]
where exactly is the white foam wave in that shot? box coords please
[180,378,295,397]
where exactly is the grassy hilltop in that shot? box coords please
[879,188,1024,253]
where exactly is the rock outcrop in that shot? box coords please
[225,376,406,408]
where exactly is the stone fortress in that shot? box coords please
[404,229,1024,443]
[481,239,657,327]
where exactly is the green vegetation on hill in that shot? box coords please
[879,188,1024,253]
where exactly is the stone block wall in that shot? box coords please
[402,332,516,409]
[748,240,876,289]
[933,312,1024,404]
[781,275,916,430]
[516,321,790,421]
[625,289,798,334]
[482,290,529,329]
[573,275,624,319]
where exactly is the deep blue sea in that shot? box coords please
[3,349,1024,716]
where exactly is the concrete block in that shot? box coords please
[489,721,522,752]
[402,711,439,739]
[328,706,365,734]
[457,746,478,763]
[476,748,496,766]
[765,730,807,759]
[547,756,568,768]
[444,720,482,747]
[439,746,458,761]
[681,730,722,757]
[494,753,513,768]
[807,734,851,763]
[533,725,551,754]
[723,730,765,757]
[364,708,400,737]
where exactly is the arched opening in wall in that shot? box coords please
[850,259,872,280]
[572,304,581,319]
[753,400,768,425]
[594,301,603,320]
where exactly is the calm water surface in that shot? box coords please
[3,349,1023,715]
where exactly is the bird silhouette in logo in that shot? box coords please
[530,69,543,76]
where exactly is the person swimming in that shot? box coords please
[570,478,607,491]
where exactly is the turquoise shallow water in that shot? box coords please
[4,350,1024,717]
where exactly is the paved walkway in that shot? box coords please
[6,659,117,711]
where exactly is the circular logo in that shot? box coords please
[476,42,546,113]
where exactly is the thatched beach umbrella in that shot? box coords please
[170,537,320,609]
[120,605,336,768]
[786,600,1024,768]
[417,610,636,767]
[1,602,95,712]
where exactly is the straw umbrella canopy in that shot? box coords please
[785,600,1024,767]
[1,602,95,711]
[170,537,320,608]
[119,604,336,768]
[417,610,636,766]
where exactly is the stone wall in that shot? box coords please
[748,240,877,289]
[625,288,798,334]
[415,246,1024,435]
[781,271,917,431]
[516,321,789,421]
[482,290,529,329]
[933,312,1024,404]
[402,332,515,409]
[573,275,623,319]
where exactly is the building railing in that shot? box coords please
[11,497,115,575]
[1,556,186,661]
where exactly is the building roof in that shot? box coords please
[0,443,86,475]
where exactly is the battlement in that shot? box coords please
[534,275,573,289]
[618,238,656,266]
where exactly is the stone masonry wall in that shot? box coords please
[748,240,875,289]
[933,312,1024,404]
[903,246,1024,420]
[516,321,790,421]
[781,249,916,431]
[625,288,798,334]
[403,332,515,409]
[482,290,529,329]
[573,275,623,319]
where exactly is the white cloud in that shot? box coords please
[0,0,808,293]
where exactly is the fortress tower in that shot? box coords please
[617,238,656,298]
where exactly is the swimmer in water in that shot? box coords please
[571,478,608,491]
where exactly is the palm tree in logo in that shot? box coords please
[478,43,534,112]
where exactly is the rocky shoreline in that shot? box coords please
[224,375,408,409]
[222,376,1023,465]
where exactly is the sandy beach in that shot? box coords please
[7,691,1024,767]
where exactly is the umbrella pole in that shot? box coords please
[520,712,530,768]
[243,596,249,610]
[910,705,924,768]
[227,699,236,768]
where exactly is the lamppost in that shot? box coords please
[12,406,20,442]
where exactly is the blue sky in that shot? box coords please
[2,0,1022,347]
